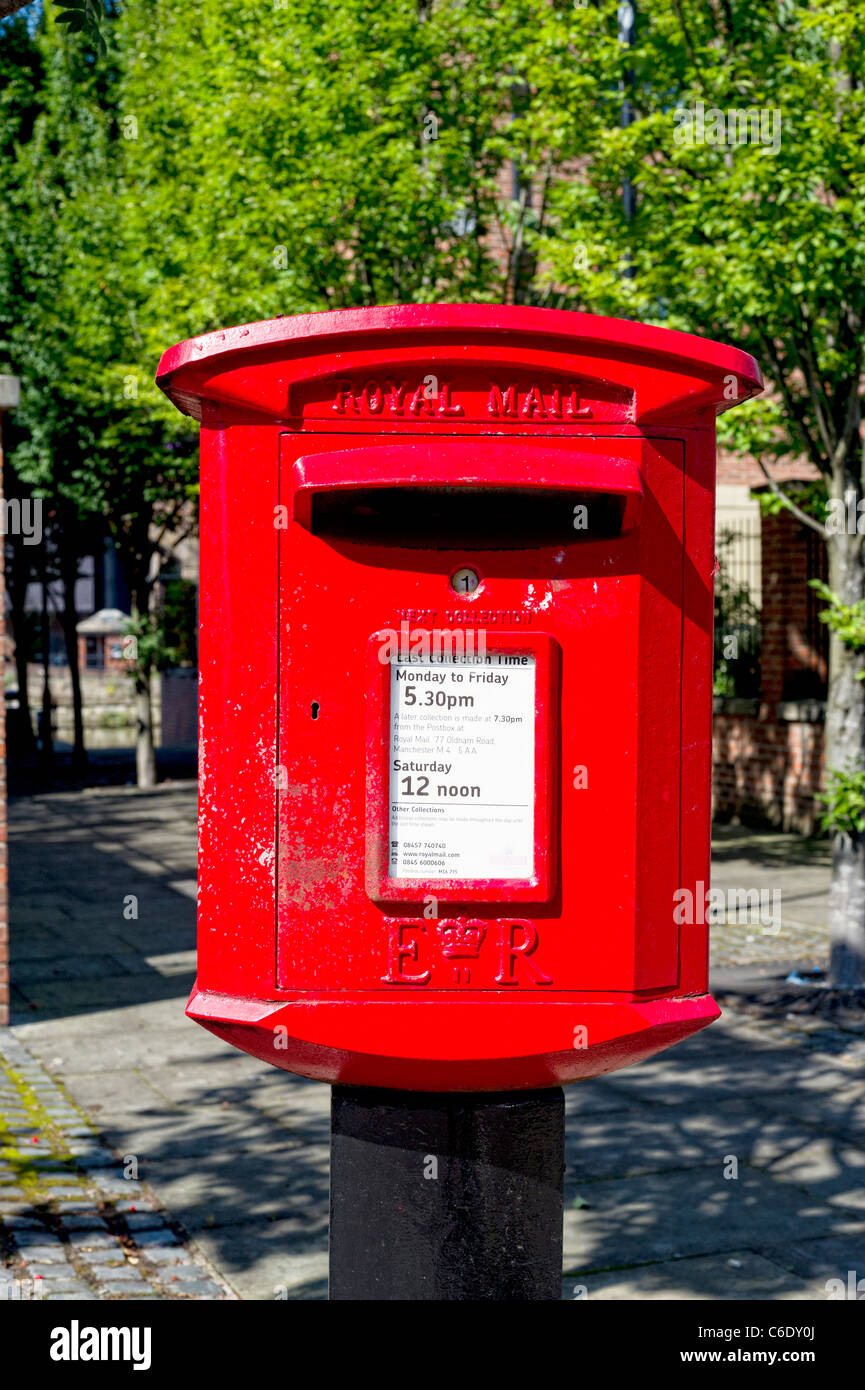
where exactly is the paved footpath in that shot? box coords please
[0,1029,231,1300]
[4,784,864,1300]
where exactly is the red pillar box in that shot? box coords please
[156,306,761,1091]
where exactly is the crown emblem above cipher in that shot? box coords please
[436,920,487,959]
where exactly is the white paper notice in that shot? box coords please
[388,655,535,881]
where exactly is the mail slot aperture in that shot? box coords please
[309,486,629,547]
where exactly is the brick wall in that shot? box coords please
[713,708,825,833]
[712,503,828,833]
[716,447,821,488]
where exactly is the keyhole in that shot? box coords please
[311,701,320,720]
[450,566,480,595]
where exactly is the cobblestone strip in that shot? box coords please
[0,1031,233,1301]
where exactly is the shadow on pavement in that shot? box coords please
[711,822,832,869]
[8,784,197,1021]
[7,786,864,1299]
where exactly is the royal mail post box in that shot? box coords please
[156,305,761,1091]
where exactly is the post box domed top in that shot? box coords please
[156,303,762,427]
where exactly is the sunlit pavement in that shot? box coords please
[5,785,861,1301]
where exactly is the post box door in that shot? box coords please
[275,433,685,994]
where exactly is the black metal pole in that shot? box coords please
[329,1085,564,1301]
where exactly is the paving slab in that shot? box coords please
[191,1220,329,1301]
[562,1250,817,1300]
[7,785,863,1301]
[562,1165,859,1272]
[760,1235,865,1289]
[565,1102,718,1180]
[709,825,832,969]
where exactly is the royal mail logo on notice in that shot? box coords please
[328,376,596,422]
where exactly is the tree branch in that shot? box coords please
[671,0,702,78]
[0,0,35,19]
[754,328,826,476]
[755,454,828,540]
[790,317,835,460]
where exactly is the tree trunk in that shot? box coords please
[824,527,865,987]
[130,587,157,790]
[58,534,87,774]
[134,666,157,789]
[38,566,53,769]
[6,534,37,755]
[111,508,161,792]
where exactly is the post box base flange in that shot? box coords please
[186,985,720,1092]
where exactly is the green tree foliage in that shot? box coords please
[811,579,865,668]
[108,0,545,360]
[4,0,865,978]
[0,7,197,784]
[818,769,865,839]
[532,0,865,986]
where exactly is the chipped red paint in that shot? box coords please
[156,305,761,1091]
